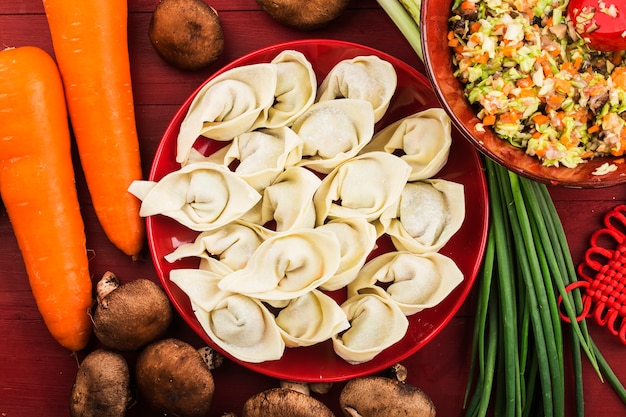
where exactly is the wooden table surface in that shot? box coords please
[1,1,625,416]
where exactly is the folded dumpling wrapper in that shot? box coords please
[128,162,261,232]
[164,221,274,271]
[258,50,318,129]
[204,126,304,191]
[314,151,412,224]
[333,286,409,364]
[317,55,397,122]
[382,179,465,253]
[254,166,322,232]
[171,267,288,363]
[362,108,452,181]
[217,229,341,300]
[171,268,285,362]
[348,251,464,315]
[170,268,231,312]
[316,217,379,291]
[195,295,285,363]
[176,63,278,163]
[276,289,350,347]
[293,98,375,174]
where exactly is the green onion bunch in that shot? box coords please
[376,1,626,415]
[464,158,626,417]
[465,157,591,417]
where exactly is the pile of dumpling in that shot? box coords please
[129,50,466,365]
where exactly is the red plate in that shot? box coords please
[146,39,489,382]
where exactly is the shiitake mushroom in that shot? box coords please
[339,376,436,417]
[92,272,173,351]
[69,349,133,417]
[242,387,336,417]
[149,0,224,71]
[135,338,215,417]
[256,0,351,31]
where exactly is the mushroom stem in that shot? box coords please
[388,363,409,383]
[310,382,334,395]
[198,346,225,370]
[280,380,310,395]
[96,271,120,305]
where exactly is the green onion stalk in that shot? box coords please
[376,0,626,415]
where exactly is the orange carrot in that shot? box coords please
[587,124,600,134]
[460,0,476,11]
[497,111,520,125]
[611,67,626,90]
[0,46,92,351]
[516,77,533,88]
[547,94,565,109]
[474,52,489,64]
[482,114,497,126]
[501,45,517,57]
[532,114,550,125]
[553,78,571,95]
[42,0,144,257]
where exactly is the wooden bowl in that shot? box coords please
[420,0,626,188]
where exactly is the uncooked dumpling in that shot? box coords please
[316,55,397,122]
[348,251,464,315]
[217,229,341,301]
[259,50,317,128]
[293,98,375,174]
[193,295,285,363]
[171,268,285,363]
[316,217,378,291]
[164,221,274,271]
[205,126,304,191]
[314,151,411,224]
[176,63,278,163]
[362,108,452,180]
[381,179,465,253]
[128,162,261,232]
[276,289,350,347]
[332,286,408,364]
[258,166,322,231]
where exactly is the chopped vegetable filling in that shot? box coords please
[449,0,626,167]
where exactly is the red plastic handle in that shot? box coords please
[568,0,626,51]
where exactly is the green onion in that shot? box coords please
[377,0,423,61]
[591,339,626,404]
[492,161,522,417]
[463,201,499,417]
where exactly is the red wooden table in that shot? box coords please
[1,1,625,416]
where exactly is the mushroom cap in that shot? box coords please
[242,387,336,417]
[255,0,350,30]
[93,278,173,351]
[149,0,224,71]
[69,349,132,417]
[136,338,215,417]
[339,376,436,417]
